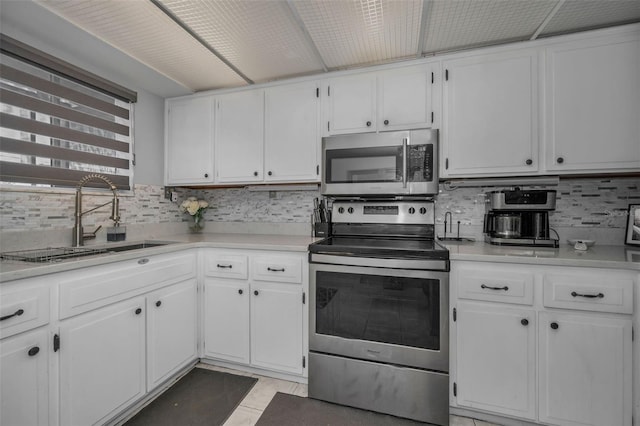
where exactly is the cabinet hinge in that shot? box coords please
[431,111,434,124]
[453,382,457,397]
[327,121,330,132]
[453,307,457,322]
[445,69,449,81]
[632,327,634,341]
[53,334,60,352]
[316,88,319,98]
[446,158,449,170]
[431,72,434,84]
[316,165,320,176]
[327,86,330,96]
[303,356,306,368]
[302,292,306,304]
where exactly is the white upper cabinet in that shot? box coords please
[165,96,215,185]
[215,89,265,183]
[544,31,640,173]
[264,82,320,182]
[325,64,434,136]
[441,49,539,177]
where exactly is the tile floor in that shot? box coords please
[196,363,498,426]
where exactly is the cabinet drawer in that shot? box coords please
[59,251,196,319]
[203,253,248,280]
[457,265,534,305]
[543,271,634,314]
[0,282,50,339]
[252,255,302,284]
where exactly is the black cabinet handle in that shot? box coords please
[268,171,273,176]
[155,300,162,307]
[481,284,509,291]
[384,119,389,125]
[0,308,24,321]
[253,171,258,177]
[366,121,371,127]
[267,267,285,272]
[550,322,559,330]
[525,159,533,165]
[238,289,243,295]
[135,308,142,315]
[571,291,604,299]
[254,290,259,296]
[556,157,564,164]
[204,173,209,178]
[521,318,529,326]
[28,346,40,356]
[217,264,233,269]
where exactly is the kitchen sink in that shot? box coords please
[104,242,172,252]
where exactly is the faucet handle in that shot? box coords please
[83,225,102,240]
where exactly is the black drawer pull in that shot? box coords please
[550,322,559,330]
[521,318,529,326]
[135,308,142,315]
[238,289,243,295]
[28,346,40,357]
[0,308,24,321]
[217,264,233,269]
[155,300,162,307]
[138,258,149,265]
[571,291,604,299]
[254,290,259,296]
[267,267,285,272]
[481,284,509,291]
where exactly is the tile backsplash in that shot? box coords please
[1,177,638,246]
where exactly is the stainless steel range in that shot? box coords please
[308,199,450,425]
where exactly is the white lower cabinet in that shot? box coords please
[455,301,536,420]
[452,261,636,426]
[59,297,146,426]
[0,327,50,426]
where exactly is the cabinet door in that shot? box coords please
[146,279,198,390]
[250,282,303,375]
[326,73,377,135]
[442,50,539,177]
[59,297,146,426]
[378,65,432,131]
[455,301,536,420]
[165,96,214,185]
[539,312,632,426]
[215,90,264,183]
[265,82,320,182]
[0,328,50,426]
[203,278,250,364]
[544,33,640,172]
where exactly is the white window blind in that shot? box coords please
[0,34,136,190]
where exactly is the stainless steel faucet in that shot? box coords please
[73,174,120,247]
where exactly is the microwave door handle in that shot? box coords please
[402,138,408,188]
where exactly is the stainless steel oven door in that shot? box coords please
[309,262,449,372]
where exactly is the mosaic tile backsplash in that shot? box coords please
[1,177,638,244]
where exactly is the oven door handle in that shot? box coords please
[402,137,408,188]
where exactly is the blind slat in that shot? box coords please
[1,112,129,153]
[0,137,130,170]
[0,64,130,119]
[0,88,129,136]
[0,161,130,190]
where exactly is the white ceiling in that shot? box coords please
[36,0,640,93]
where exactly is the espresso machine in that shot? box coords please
[484,188,558,247]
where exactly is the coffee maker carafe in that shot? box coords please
[484,189,558,247]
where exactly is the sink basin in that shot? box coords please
[0,242,174,263]
[105,242,172,252]
[438,237,476,243]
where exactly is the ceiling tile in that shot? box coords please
[540,0,640,36]
[422,0,557,54]
[159,0,326,83]
[292,0,424,69]
[37,0,246,92]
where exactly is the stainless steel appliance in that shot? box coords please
[308,200,450,425]
[484,188,558,247]
[321,129,439,197]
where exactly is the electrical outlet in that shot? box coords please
[164,186,171,200]
[171,192,178,203]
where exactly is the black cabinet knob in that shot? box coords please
[28,346,40,357]
[521,318,529,326]
[253,171,258,177]
[525,159,533,165]
[366,121,371,127]
[155,300,162,307]
[550,322,559,330]
[135,308,142,315]
[384,119,389,125]
[238,289,243,295]
[268,171,273,176]
[557,157,564,164]
[204,173,209,178]
[254,290,259,296]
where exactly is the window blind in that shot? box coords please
[0,34,136,190]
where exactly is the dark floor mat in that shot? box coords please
[125,367,257,426]
[256,392,427,425]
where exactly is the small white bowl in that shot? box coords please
[567,239,596,247]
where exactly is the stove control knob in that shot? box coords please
[338,207,345,214]
[419,207,427,215]
[408,207,416,214]
[347,207,354,214]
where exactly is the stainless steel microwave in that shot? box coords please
[321,129,439,197]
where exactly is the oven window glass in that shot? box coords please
[315,271,440,350]
[325,146,402,184]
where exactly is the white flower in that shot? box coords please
[180,197,209,217]
[198,200,209,209]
